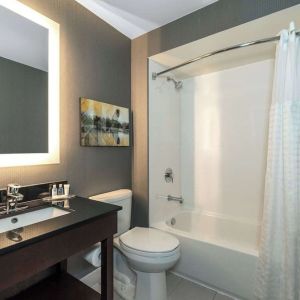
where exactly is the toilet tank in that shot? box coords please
[89,189,132,236]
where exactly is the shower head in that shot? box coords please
[167,76,183,90]
[175,80,183,89]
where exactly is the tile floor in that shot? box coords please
[81,268,235,300]
[166,273,235,300]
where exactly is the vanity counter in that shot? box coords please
[0,196,121,255]
[0,196,121,299]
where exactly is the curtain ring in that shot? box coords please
[289,21,296,34]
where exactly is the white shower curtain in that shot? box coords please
[256,23,300,300]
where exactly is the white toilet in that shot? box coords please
[90,189,180,300]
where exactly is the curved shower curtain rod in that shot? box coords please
[152,31,300,79]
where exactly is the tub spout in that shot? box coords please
[167,195,184,204]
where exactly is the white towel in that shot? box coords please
[82,245,136,299]
[82,243,101,267]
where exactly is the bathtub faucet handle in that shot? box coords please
[165,168,174,183]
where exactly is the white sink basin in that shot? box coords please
[0,207,70,234]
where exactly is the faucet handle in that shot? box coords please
[8,198,17,209]
[7,183,21,195]
[164,168,174,183]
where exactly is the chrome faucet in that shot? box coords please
[167,195,184,204]
[5,184,24,214]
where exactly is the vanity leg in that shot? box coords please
[57,259,68,273]
[101,236,113,300]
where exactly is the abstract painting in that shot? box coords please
[80,98,130,146]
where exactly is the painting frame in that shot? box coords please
[80,97,130,147]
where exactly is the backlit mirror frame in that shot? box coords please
[0,0,60,167]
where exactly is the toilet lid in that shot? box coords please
[119,227,179,253]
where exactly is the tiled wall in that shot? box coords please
[149,59,274,225]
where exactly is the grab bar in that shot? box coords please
[158,194,184,204]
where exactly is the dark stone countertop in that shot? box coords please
[0,196,121,255]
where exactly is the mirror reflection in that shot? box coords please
[0,5,48,154]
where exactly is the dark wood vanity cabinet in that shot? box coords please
[0,197,120,300]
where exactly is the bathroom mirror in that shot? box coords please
[0,1,59,167]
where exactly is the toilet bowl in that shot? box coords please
[89,190,180,300]
[117,227,180,300]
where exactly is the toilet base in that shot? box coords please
[134,270,167,300]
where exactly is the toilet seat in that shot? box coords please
[119,227,180,258]
[120,241,180,258]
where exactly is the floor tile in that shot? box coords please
[166,273,182,296]
[168,278,216,300]
[214,293,235,300]
[113,292,123,300]
[90,283,122,300]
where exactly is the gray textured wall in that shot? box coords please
[132,0,300,227]
[0,0,131,198]
[0,57,48,154]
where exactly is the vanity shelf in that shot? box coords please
[10,273,100,300]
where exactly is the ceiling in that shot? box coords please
[75,0,217,39]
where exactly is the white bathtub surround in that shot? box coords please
[180,59,274,222]
[149,58,274,299]
[149,61,183,224]
[163,210,259,255]
[149,59,274,224]
[154,210,258,299]
[256,23,300,300]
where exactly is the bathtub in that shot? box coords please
[153,210,260,300]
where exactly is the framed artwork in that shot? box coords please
[80,97,130,147]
